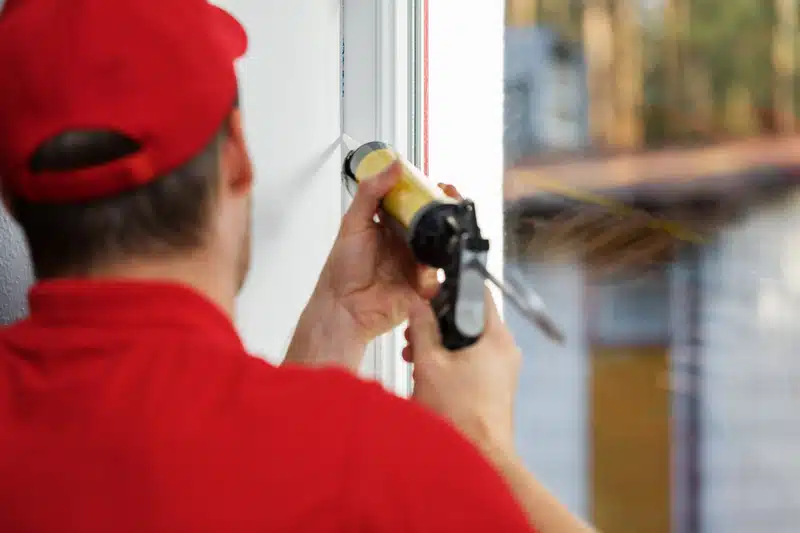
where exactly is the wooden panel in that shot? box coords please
[590,346,671,533]
[504,135,800,201]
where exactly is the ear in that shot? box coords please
[219,109,253,196]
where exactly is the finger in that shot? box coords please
[415,265,440,299]
[407,297,440,351]
[482,285,504,332]
[380,219,441,301]
[382,224,439,299]
[438,182,464,201]
[411,368,419,390]
[382,224,420,283]
[402,344,413,364]
[341,161,402,234]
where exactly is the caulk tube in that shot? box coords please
[342,141,466,269]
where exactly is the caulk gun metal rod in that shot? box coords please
[472,261,566,344]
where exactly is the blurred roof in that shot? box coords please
[505,135,800,209]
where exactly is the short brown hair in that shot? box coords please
[11,110,235,279]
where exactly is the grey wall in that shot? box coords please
[506,192,800,533]
[506,259,590,519]
[506,259,671,521]
[698,192,800,533]
[0,205,33,325]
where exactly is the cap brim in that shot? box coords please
[210,4,249,59]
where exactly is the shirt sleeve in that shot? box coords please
[348,382,536,533]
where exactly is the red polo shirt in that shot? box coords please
[0,280,532,532]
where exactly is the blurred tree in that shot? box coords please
[773,0,797,134]
[642,0,787,144]
[508,0,797,147]
[613,0,645,148]
[507,0,583,37]
[662,0,691,139]
[723,84,759,136]
[683,59,715,138]
[681,0,775,138]
[507,0,538,26]
[540,0,574,35]
[583,0,617,146]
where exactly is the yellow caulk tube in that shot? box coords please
[345,140,456,231]
[341,135,565,348]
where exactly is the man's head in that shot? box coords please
[0,0,253,301]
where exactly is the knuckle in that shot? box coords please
[417,349,444,370]
[360,179,380,196]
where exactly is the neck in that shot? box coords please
[84,251,237,318]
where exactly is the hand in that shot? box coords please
[320,161,441,338]
[284,162,440,372]
[403,288,522,457]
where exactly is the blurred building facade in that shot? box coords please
[504,26,590,165]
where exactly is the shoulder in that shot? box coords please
[352,380,499,485]
[229,360,530,530]
[347,379,533,531]
[228,358,464,467]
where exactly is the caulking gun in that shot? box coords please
[341,134,565,350]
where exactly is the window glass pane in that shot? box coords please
[504,2,800,533]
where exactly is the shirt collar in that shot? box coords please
[27,278,245,350]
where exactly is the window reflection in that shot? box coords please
[504,2,800,533]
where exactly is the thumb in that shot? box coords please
[341,160,402,234]
[408,297,440,352]
[482,286,503,331]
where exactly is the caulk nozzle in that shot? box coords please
[341,133,361,152]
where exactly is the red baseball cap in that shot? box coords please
[0,0,248,203]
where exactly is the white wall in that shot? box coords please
[215,0,346,361]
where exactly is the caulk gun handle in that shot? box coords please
[431,264,483,351]
[440,323,481,350]
[430,291,482,350]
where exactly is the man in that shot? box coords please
[0,1,594,532]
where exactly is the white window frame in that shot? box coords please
[343,0,505,396]
[342,0,419,397]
